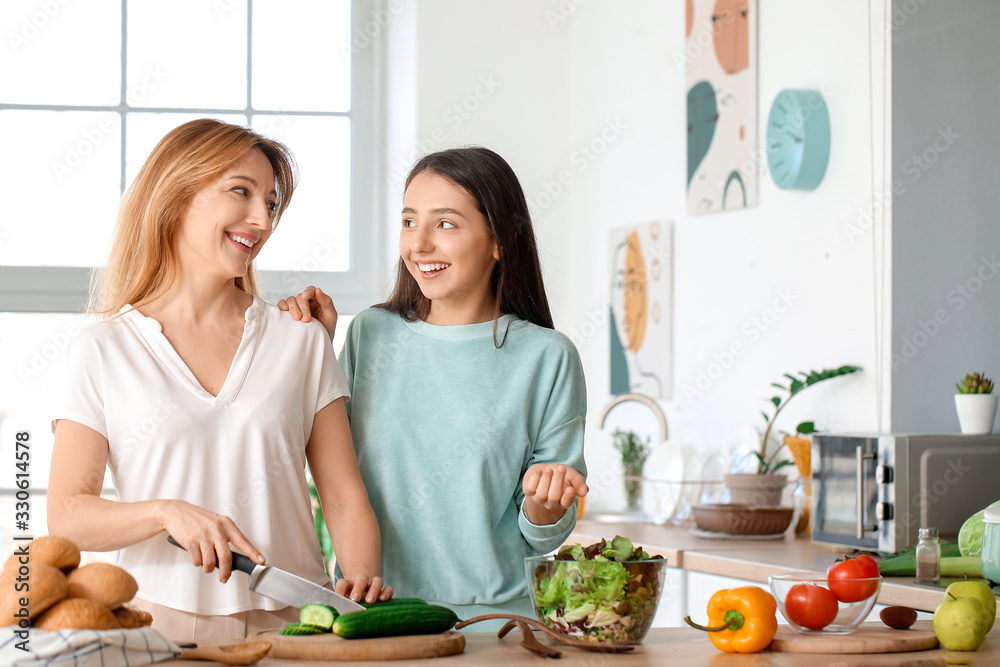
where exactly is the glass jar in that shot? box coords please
[791,476,812,536]
[915,527,941,584]
[981,506,1000,586]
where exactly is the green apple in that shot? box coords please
[944,580,997,633]
[934,596,989,651]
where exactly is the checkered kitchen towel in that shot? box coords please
[0,626,182,666]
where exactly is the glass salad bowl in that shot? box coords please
[769,572,881,635]
[524,538,666,646]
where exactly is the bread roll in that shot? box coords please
[2,535,81,578]
[113,603,153,629]
[34,598,120,631]
[0,562,68,624]
[66,563,138,609]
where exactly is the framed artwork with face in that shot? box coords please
[685,0,759,215]
[609,221,673,399]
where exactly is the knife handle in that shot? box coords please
[166,535,259,576]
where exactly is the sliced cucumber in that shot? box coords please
[279,622,327,636]
[299,603,337,630]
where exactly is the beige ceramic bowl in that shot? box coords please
[692,503,794,535]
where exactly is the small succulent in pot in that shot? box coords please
[956,372,994,395]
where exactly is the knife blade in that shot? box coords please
[167,535,365,615]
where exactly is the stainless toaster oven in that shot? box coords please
[811,433,1000,552]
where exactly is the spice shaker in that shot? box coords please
[915,527,940,583]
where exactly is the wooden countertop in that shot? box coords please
[159,622,1000,665]
[148,517,996,665]
[570,518,981,613]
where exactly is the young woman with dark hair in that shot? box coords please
[282,147,588,626]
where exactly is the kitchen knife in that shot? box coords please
[167,535,365,614]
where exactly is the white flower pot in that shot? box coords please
[724,473,787,507]
[955,394,999,435]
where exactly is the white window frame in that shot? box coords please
[0,0,382,315]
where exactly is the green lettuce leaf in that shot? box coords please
[602,536,635,561]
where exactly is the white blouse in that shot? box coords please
[54,296,348,614]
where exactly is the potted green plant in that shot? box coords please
[726,365,861,506]
[955,372,997,435]
[612,428,651,512]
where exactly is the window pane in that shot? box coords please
[252,0,351,112]
[0,311,120,561]
[0,111,121,267]
[127,0,247,110]
[0,312,97,492]
[0,0,120,105]
[125,113,248,187]
[252,115,350,272]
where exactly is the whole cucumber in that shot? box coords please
[332,604,458,639]
[358,597,429,609]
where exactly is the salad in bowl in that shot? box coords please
[524,536,666,645]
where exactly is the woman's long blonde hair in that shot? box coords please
[90,118,297,317]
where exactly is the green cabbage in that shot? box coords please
[959,500,1000,557]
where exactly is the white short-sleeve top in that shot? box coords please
[54,296,349,615]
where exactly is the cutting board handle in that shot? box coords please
[166,535,258,576]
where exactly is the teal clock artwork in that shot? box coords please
[765,89,831,190]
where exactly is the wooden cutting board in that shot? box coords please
[770,624,938,654]
[254,630,465,661]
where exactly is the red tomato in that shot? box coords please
[827,556,880,603]
[784,583,839,631]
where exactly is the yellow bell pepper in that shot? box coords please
[684,586,778,653]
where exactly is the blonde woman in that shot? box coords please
[48,119,389,641]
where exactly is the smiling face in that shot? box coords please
[173,148,277,282]
[400,171,500,324]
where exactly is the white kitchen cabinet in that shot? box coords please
[650,565,686,628]
[684,571,787,624]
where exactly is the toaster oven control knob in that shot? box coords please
[876,502,894,521]
[875,464,894,484]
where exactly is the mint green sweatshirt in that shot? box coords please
[338,308,587,619]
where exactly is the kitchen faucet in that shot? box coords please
[597,393,668,442]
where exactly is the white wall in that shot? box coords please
[387,0,892,512]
